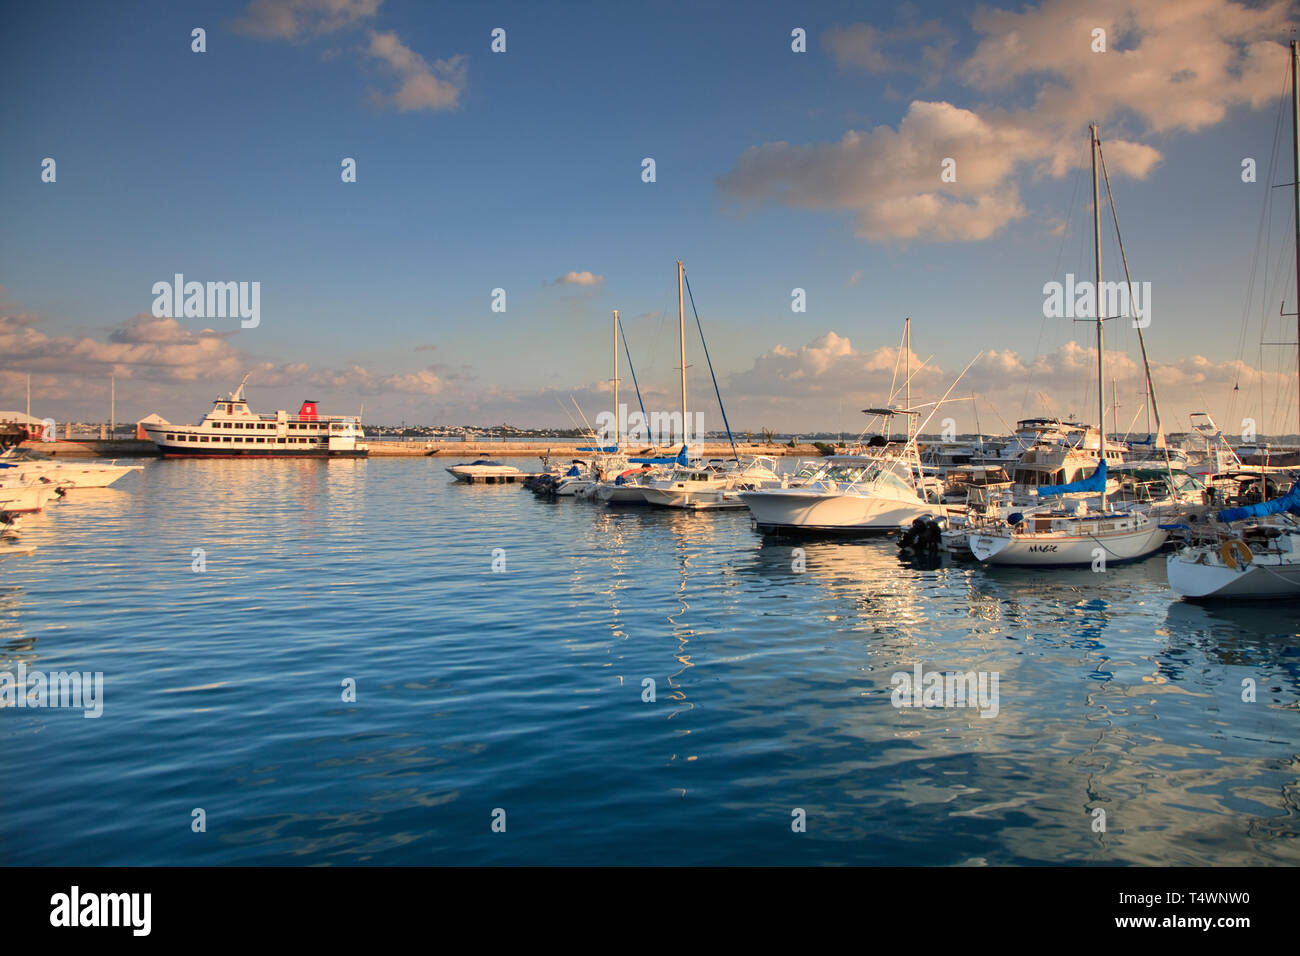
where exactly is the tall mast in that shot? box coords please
[1292,41,1300,436]
[905,316,911,441]
[612,309,620,447]
[677,259,687,444]
[1091,123,1107,508]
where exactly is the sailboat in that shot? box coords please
[969,124,1168,566]
[594,263,693,505]
[1166,41,1300,600]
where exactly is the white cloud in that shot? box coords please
[555,271,604,287]
[365,31,465,112]
[719,0,1286,242]
[232,0,382,40]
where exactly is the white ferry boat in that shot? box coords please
[141,376,368,458]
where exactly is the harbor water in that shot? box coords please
[1,458,1297,865]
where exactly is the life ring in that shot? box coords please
[1219,538,1253,571]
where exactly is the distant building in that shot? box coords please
[136,413,169,441]
[0,411,49,439]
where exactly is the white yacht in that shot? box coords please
[741,452,947,533]
[141,375,368,458]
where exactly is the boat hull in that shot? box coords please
[969,524,1167,566]
[596,483,651,505]
[1167,549,1300,599]
[740,488,945,534]
[0,484,57,513]
[159,446,367,459]
[641,487,748,510]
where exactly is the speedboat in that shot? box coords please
[446,459,524,483]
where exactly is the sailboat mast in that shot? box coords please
[905,316,911,442]
[1292,41,1300,436]
[1091,123,1107,508]
[677,259,687,444]
[612,309,620,446]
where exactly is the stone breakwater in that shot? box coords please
[19,439,830,459]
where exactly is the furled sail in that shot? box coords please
[1216,481,1300,523]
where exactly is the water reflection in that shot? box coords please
[0,459,1295,865]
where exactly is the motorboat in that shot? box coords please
[741,453,947,534]
[641,456,783,510]
[446,459,524,483]
[0,478,59,514]
[0,449,143,489]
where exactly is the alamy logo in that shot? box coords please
[0,663,103,718]
[50,886,150,936]
[1042,273,1150,328]
[890,664,999,718]
[151,273,260,328]
[595,403,705,444]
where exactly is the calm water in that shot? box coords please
[1,458,1298,866]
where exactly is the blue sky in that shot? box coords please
[3,0,1299,436]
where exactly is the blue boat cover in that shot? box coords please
[1037,459,1107,497]
[629,445,689,466]
[1217,481,1300,523]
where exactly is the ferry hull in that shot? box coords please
[157,445,367,459]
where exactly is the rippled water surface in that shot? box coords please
[1,458,1298,865]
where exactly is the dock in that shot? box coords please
[451,472,546,484]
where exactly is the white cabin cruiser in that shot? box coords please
[740,453,946,533]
